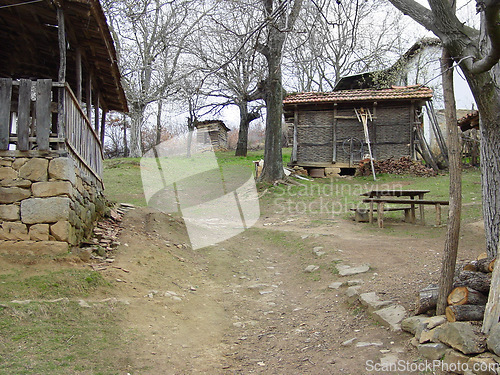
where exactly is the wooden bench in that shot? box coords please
[362,198,449,228]
[351,207,411,223]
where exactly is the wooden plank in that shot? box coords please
[0,78,13,150]
[362,198,449,205]
[377,202,384,228]
[292,107,298,162]
[17,79,32,150]
[36,79,53,150]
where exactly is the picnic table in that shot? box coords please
[359,189,448,227]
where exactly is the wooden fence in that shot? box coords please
[0,78,103,179]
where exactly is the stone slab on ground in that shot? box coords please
[401,315,429,335]
[336,264,370,276]
[372,305,406,331]
[437,322,486,355]
[359,292,393,312]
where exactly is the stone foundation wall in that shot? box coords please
[0,153,106,254]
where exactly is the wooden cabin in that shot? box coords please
[0,0,128,253]
[283,86,433,175]
[195,120,230,149]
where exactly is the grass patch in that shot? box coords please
[0,269,110,300]
[0,301,128,375]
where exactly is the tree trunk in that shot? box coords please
[436,47,462,315]
[156,100,162,146]
[459,67,500,258]
[129,103,145,158]
[123,113,128,157]
[446,305,485,322]
[260,52,285,182]
[235,102,250,157]
[447,287,487,306]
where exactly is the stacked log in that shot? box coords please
[415,256,494,322]
[355,156,437,177]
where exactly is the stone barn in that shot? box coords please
[283,86,433,175]
[195,120,230,149]
[0,0,128,254]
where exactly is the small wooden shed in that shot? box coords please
[283,86,433,172]
[0,0,127,251]
[195,120,230,149]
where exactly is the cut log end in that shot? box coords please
[447,286,487,306]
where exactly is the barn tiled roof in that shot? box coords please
[283,85,433,105]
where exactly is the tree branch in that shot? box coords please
[470,0,500,73]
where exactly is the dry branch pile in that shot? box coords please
[355,156,437,177]
[415,255,495,323]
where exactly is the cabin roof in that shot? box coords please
[0,0,127,112]
[195,120,230,132]
[283,85,433,106]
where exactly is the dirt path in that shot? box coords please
[102,207,485,374]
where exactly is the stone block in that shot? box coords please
[359,292,393,312]
[487,322,500,356]
[401,315,429,335]
[0,167,18,180]
[437,322,486,355]
[325,167,341,177]
[337,264,370,276]
[2,222,29,240]
[442,349,471,374]
[0,159,12,167]
[346,286,361,303]
[21,197,71,224]
[468,354,498,375]
[48,157,76,183]
[372,305,407,331]
[417,342,449,360]
[0,187,31,204]
[12,158,27,170]
[19,158,48,181]
[0,240,68,256]
[29,224,50,241]
[0,205,20,221]
[426,315,448,330]
[32,181,73,198]
[0,179,32,188]
[50,221,70,242]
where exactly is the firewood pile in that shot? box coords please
[355,156,437,177]
[416,254,495,323]
[79,203,135,261]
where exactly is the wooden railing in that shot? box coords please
[0,78,103,180]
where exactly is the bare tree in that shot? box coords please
[103,0,214,157]
[285,0,410,91]
[387,0,500,258]
[255,0,304,182]
[191,2,266,156]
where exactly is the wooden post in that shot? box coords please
[94,92,100,132]
[369,199,374,224]
[57,7,66,144]
[86,72,92,121]
[36,79,53,151]
[292,106,298,163]
[377,202,384,228]
[76,48,82,104]
[332,103,338,163]
[436,204,442,226]
[100,110,107,145]
[17,79,32,151]
[0,78,12,150]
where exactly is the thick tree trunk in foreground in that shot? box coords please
[436,48,462,315]
[260,52,285,182]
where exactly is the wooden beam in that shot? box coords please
[86,72,92,121]
[57,7,66,83]
[0,78,12,151]
[36,79,53,151]
[17,79,32,151]
[76,47,82,104]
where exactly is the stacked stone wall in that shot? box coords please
[0,154,106,254]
